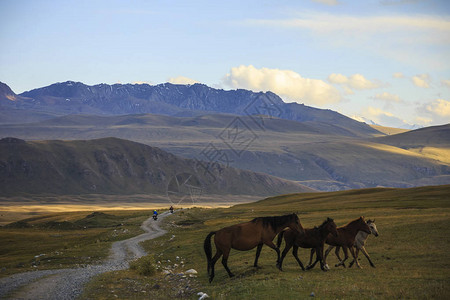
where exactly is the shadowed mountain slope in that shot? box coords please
[1,114,449,191]
[1,81,379,137]
[0,137,314,196]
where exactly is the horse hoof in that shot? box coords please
[324,264,330,270]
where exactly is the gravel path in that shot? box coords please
[0,211,169,300]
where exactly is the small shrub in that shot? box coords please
[129,255,156,276]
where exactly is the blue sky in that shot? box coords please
[1,0,449,127]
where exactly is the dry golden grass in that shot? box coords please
[81,185,450,299]
[369,124,410,136]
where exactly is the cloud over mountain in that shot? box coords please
[223,65,341,106]
[328,73,380,94]
[168,76,199,85]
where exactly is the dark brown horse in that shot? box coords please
[276,217,338,271]
[308,216,371,269]
[204,213,303,282]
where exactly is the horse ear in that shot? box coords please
[373,219,375,222]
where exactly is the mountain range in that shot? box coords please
[0,81,378,136]
[0,81,449,194]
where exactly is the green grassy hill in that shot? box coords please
[2,185,449,298]
[80,184,450,299]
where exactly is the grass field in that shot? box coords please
[80,185,450,299]
[2,185,449,299]
[0,210,151,277]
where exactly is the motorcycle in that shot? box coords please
[152,214,158,221]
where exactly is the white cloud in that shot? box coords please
[380,0,423,5]
[393,72,404,78]
[373,92,403,104]
[223,65,341,106]
[412,74,431,88]
[360,106,416,128]
[244,13,450,69]
[441,79,450,88]
[132,81,152,85]
[311,0,339,5]
[416,99,450,125]
[426,99,450,117]
[414,116,432,126]
[168,76,199,85]
[328,73,380,94]
[246,13,450,37]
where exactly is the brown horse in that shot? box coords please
[330,219,379,268]
[308,216,371,269]
[204,213,303,283]
[276,218,338,271]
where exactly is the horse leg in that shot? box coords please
[254,243,263,268]
[292,245,305,271]
[317,245,328,272]
[361,246,375,268]
[322,245,334,270]
[335,246,343,262]
[209,250,222,283]
[263,240,282,270]
[336,247,348,268]
[278,240,292,271]
[307,248,315,268]
[349,247,359,268]
[221,248,234,278]
[348,246,361,269]
[306,253,320,270]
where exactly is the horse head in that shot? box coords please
[367,219,379,237]
[359,216,371,234]
[325,217,338,237]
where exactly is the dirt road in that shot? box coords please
[0,212,169,300]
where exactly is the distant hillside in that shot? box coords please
[374,124,450,147]
[0,82,18,102]
[369,124,409,136]
[0,82,60,124]
[1,114,449,191]
[0,137,313,196]
[0,81,379,137]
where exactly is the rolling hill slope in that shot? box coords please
[0,114,448,191]
[0,137,313,196]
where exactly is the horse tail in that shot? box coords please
[277,230,285,248]
[204,231,216,275]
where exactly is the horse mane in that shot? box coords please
[251,214,296,231]
[343,217,363,228]
[318,218,332,228]
[314,217,333,232]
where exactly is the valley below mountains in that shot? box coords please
[1,81,449,195]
